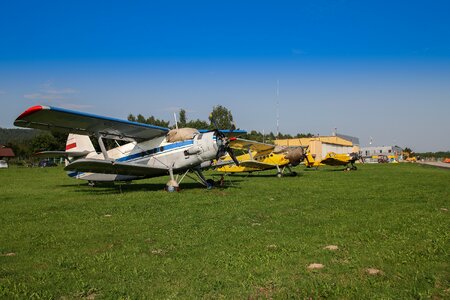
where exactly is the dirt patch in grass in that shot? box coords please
[267,244,278,251]
[151,249,165,256]
[366,268,383,275]
[308,263,324,270]
[324,245,339,251]
[249,282,276,299]
[1,252,16,257]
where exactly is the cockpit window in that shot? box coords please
[197,133,203,140]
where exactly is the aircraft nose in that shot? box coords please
[285,148,305,166]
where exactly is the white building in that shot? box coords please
[360,145,403,162]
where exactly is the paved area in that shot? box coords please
[417,161,450,169]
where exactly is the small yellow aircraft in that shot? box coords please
[304,151,362,171]
[215,138,306,177]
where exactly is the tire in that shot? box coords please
[206,179,215,189]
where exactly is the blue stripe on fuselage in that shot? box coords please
[116,139,194,163]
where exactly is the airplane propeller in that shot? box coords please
[303,146,311,165]
[350,152,364,164]
[210,116,240,166]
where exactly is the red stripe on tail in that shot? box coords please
[66,143,77,150]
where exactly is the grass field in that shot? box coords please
[0,163,449,299]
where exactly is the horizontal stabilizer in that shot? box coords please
[34,151,92,158]
[64,159,167,177]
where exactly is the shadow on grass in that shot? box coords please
[58,179,244,194]
[303,167,353,172]
[218,172,305,178]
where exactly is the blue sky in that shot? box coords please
[1,0,449,152]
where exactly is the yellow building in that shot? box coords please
[275,134,360,161]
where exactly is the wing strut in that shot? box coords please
[97,135,110,160]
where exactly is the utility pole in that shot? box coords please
[276,80,279,138]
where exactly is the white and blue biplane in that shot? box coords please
[14,105,245,191]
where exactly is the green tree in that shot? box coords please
[136,114,146,124]
[128,114,137,122]
[128,113,170,128]
[31,133,60,152]
[186,119,211,130]
[179,109,187,127]
[209,105,234,129]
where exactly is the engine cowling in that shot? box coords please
[284,147,305,166]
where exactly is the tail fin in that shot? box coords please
[66,134,96,153]
[65,134,96,170]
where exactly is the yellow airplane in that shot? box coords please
[304,151,362,171]
[215,138,306,177]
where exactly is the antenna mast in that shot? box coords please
[276,80,279,138]
[173,112,178,130]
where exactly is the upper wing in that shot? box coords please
[228,138,275,153]
[14,105,169,142]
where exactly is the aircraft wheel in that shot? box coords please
[291,171,298,177]
[352,165,357,170]
[166,185,176,192]
[88,181,96,187]
[206,179,215,189]
[345,167,351,171]
[277,172,283,178]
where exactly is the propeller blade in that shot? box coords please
[226,147,240,166]
[304,154,310,164]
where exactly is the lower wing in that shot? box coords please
[65,159,167,177]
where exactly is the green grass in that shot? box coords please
[0,164,449,299]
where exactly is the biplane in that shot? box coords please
[304,151,362,171]
[14,105,245,191]
[215,138,306,177]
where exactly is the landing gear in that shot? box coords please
[164,167,216,192]
[206,179,215,189]
[276,165,283,178]
[276,165,297,177]
[344,163,357,171]
[165,167,180,192]
[193,168,214,189]
[88,181,96,187]
[165,179,180,192]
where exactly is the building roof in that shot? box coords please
[360,145,403,151]
[0,146,15,157]
[336,134,360,146]
[275,135,355,147]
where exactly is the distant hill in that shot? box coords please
[0,128,41,145]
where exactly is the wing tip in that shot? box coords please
[16,105,49,120]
